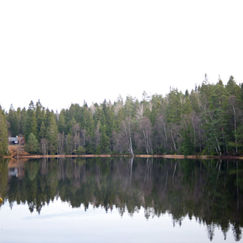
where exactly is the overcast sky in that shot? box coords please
[0,0,242,111]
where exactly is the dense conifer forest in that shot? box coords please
[1,77,243,156]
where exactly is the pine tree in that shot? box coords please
[58,111,66,133]
[47,113,58,154]
[0,109,8,156]
[39,121,46,139]
[7,105,19,136]
[25,133,39,154]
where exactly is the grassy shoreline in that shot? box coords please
[3,154,243,160]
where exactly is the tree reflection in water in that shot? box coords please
[0,158,242,241]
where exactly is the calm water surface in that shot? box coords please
[0,158,242,242]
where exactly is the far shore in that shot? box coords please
[3,154,243,160]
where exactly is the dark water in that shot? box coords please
[0,158,242,242]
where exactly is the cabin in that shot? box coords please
[8,136,19,144]
[8,136,25,145]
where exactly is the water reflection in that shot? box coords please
[0,158,242,241]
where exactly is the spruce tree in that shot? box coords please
[25,133,39,154]
[0,109,8,156]
[47,113,58,154]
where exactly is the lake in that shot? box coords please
[0,158,242,242]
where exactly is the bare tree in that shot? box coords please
[40,138,48,155]
[134,117,153,154]
[122,117,134,156]
[229,95,238,153]
[72,123,81,151]
[57,132,65,154]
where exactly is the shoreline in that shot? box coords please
[3,154,243,160]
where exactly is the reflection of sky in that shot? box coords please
[0,199,236,243]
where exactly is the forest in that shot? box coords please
[0,76,243,156]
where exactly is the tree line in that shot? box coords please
[1,76,243,155]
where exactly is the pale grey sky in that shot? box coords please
[0,0,242,111]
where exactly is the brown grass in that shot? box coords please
[7,145,29,158]
[3,145,242,160]
[5,153,243,160]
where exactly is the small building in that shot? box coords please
[8,136,19,144]
[8,136,25,145]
